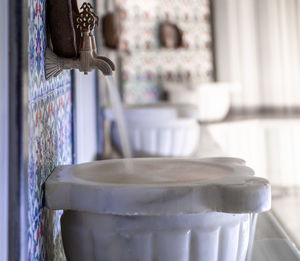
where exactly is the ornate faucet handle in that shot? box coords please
[76,2,99,33]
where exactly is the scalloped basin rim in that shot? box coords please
[74,158,237,185]
[45,157,271,215]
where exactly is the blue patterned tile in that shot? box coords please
[117,0,214,103]
[27,0,72,260]
[27,85,72,226]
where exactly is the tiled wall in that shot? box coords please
[28,0,72,259]
[115,0,214,104]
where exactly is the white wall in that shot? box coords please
[74,71,99,163]
[0,0,9,259]
[73,0,102,163]
[68,0,99,163]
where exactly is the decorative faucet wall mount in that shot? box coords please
[45,2,115,79]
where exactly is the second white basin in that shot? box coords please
[105,103,200,157]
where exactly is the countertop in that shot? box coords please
[254,212,300,260]
[195,124,300,260]
[212,109,300,123]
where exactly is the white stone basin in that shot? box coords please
[104,103,200,122]
[104,103,200,157]
[165,83,232,122]
[45,157,271,261]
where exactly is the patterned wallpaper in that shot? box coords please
[115,0,214,104]
[28,0,72,259]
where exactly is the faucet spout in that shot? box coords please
[92,58,113,76]
[90,35,115,71]
[96,56,115,71]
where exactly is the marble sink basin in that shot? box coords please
[104,103,200,157]
[165,82,232,122]
[45,157,271,261]
[104,103,200,121]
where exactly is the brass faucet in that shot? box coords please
[45,2,115,79]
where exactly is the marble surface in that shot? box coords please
[44,115,300,260]
[254,212,300,261]
[202,117,300,249]
[222,110,300,123]
[45,157,270,215]
[105,104,201,157]
[44,142,271,260]
[114,118,200,157]
[271,186,300,249]
[60,210,253,261]
[194,121,300,259]
[104,103,199,121]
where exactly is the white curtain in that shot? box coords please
[213,0,300,108]
[208,120,300,186]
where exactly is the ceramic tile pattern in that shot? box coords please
[116,0,214,104]
[26,0,213,259]
[28,0,72,259]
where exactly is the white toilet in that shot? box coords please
[45,157,271,261]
